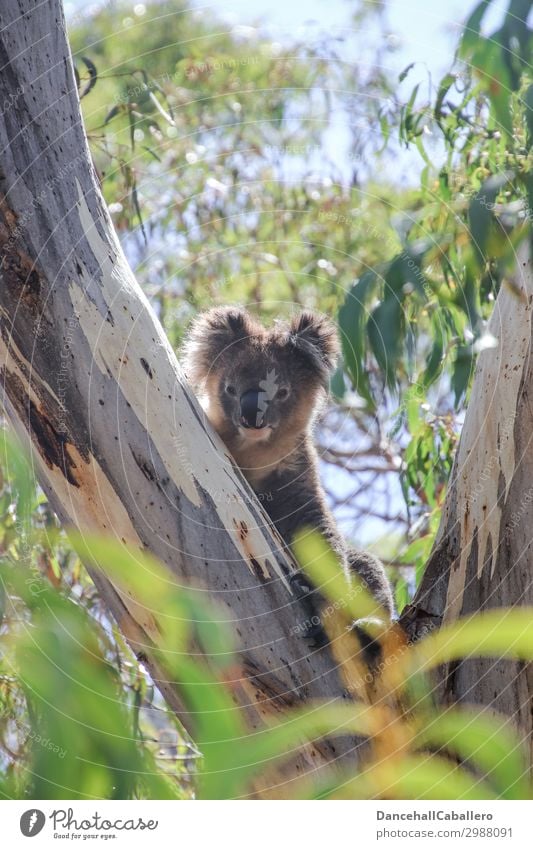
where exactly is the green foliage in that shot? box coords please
[291,531,533,800]
[2,440,533,799]
[3,566,178,800]
[342,0,533,416]
[334,0,533,599]
[0,433,191,799]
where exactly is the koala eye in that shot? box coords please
[225,384,237,396]
[276,386,290,400]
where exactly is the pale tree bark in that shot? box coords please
[401,241,533,763]
[0,0,363,794]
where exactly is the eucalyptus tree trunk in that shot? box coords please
[0,0,360,793]
[401,242,533,761]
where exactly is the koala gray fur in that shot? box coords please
[182,306,393,641]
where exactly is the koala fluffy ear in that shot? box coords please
[288,311,340,382]
[182,307,252,388]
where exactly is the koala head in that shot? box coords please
[183,307,339,463]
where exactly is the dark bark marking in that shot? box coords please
[0,194,45,317]
[232,517,269,583]
[130,447,167,494]
[241,656,301,709]
[140,357,153,378]
[460,529,480,617]
[131,450,156,482]
[399,604,442,644]
[2,369,80,486]
[249,557,266,582]
[443,658,461,703]
[497,469,507,509]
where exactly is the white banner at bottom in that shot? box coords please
[1,800,530,848]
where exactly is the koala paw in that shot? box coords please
[351,616,387,669]
[288,573,329,648]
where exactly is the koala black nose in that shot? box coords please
[240,389,266,429]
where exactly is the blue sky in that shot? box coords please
[66,0,511,185]
[190,0,510,78]
[66,0,510,82]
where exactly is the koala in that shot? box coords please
[183,306,393,648]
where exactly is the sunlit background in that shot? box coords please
[2,0,533,802]
[64,0,512,174]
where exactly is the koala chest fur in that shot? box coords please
[182,306,393,623]
[242,439,338,549]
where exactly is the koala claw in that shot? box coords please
[351,617,387,668]
[305,621,329,649]
[288,573,329,648]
